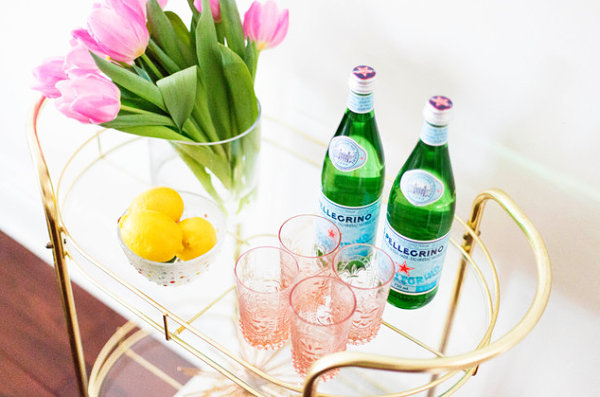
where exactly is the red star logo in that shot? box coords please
[429,96,452,110]
[397,261,414,276]
[353,66,375,79]
[328,228,337,239]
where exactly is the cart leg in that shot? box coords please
[427,204,482,397]
[48,235,89,396]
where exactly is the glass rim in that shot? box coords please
[278,214,342,259]
[150,102,262,147]
[289,275,357,327]
[331,243,396,291]
[234,245,299,295]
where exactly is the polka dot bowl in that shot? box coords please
[117,191,226,286]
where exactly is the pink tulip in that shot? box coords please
[55,73,121,124]
[194,0,221,22]
[32,57,68,98]
[243,1,289,51]
[124,0,169,18]
[73,0,149,64]
[64,39,100,77]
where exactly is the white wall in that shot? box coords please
[2,0,599,395]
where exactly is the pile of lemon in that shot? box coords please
[118,187,217,262]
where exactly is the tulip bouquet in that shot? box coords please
[33,0,289,216]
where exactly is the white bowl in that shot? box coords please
[117,191,226,286]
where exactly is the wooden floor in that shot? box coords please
[0,230,192,396]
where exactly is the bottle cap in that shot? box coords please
[349,65,376,94]
[423,95,453,126]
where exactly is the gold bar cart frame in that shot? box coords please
[27,96,552,397]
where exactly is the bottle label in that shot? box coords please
[347,91,374,114]
[319,193,381,246]
[382,220,450,294]
[400,170,444,206]
[328,136,368,172]
[420,123,448,146]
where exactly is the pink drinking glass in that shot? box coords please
[278,214,341,277]
[235,246,300,350]
[289,276,356,379]
[332,244,395,345]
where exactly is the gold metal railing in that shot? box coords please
[27,95,552,397]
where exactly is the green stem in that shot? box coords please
[141,53,164,79]
[147,39,180,74]
[182,118,208,142]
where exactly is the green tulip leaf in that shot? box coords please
[102,113,177,129]
[244,41,258,83]
[165,11,196,67]
[156,66,197,131]
[147,0,186,69]
[191,67,220,143]
[195,0,232,139]
[185,0,200,22]
[219,44,258,134]
[90,53,165,111]
[147,39,180,75]
[132,64,153,82]
[219,0,245,59]
[114,125,192,141]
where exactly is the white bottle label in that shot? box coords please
[328,136,368,172]
[400,170,444,206]
[382,220,450,294]
[347,91,374,114]
[420,123,448,146]
[319,193,381,246]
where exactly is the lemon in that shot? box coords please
[178,217,217,261]
[129,187,184,222]
[119,209,183,262]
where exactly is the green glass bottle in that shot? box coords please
[383,95,456,309]
[319,65,385,246]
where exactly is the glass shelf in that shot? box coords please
[28,97,552,397]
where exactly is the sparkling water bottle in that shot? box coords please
[319,65,385,246]
[383,95,456,309]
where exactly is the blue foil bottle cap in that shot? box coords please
[423,95,453,126]
[349,65,376,94]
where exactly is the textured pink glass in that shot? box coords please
[332,244,395,345]
[235,246,299,350]
[289,276,356,379]
[278,214,341,277]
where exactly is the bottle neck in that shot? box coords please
[347,90,374,114]
[420,121,448,146]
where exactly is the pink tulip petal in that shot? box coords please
[211,0,221,21]
[72,28,107,57]
[31,57,68,98]
[55,73,120,124]
[71,95,120,124]
[243,1,288,50]
[195,0,221,21]
[87,7,148,62]
[258,1,279,43]
[269,9,288,48]
[243,2,261,39]
[65,40,100,76]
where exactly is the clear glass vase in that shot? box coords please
[149,109,261,223]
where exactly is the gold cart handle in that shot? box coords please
[302,188,552,397]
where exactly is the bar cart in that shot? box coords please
[27,96,552,396]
